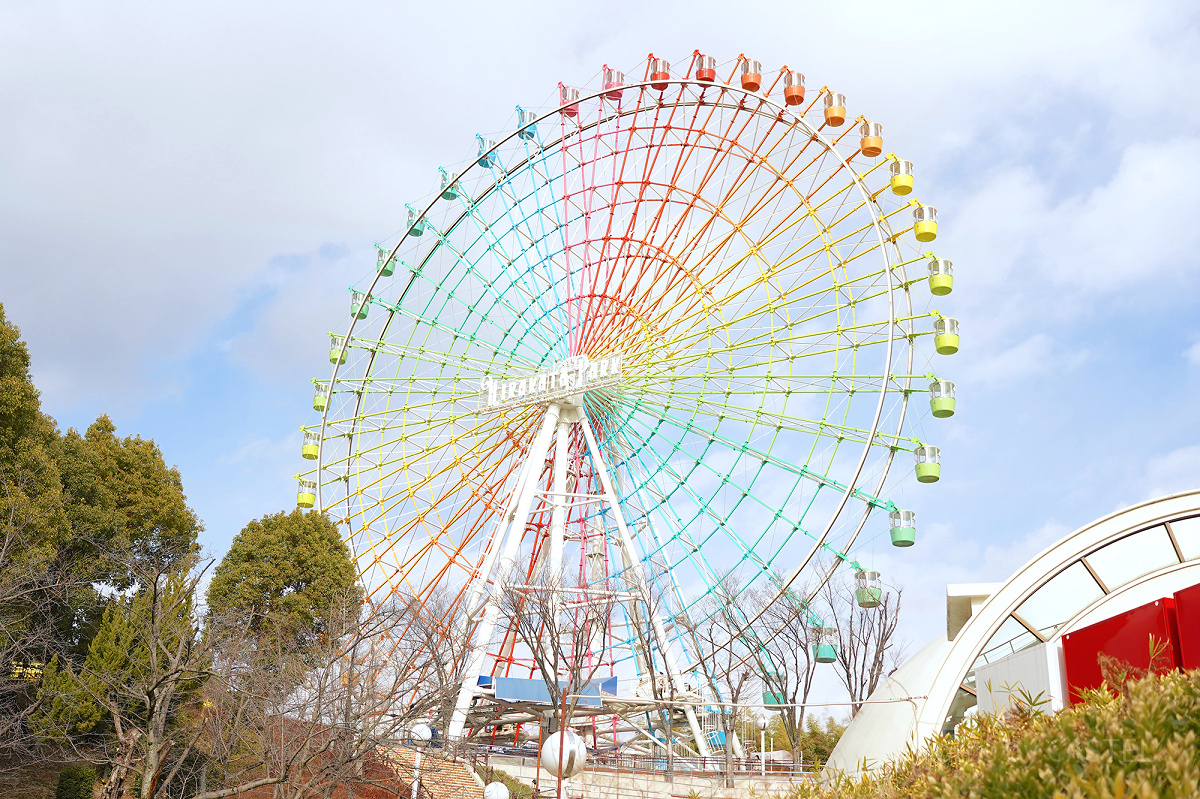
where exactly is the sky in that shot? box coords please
[3,0,1200,705]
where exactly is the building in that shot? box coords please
[828,489,1200,774]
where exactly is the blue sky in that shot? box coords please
[3,0,1199,695]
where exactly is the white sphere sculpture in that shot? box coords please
[539,730,587,778]
[484,782,510,799]
[411,723,433,745]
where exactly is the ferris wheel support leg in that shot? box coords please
[546,410,574,583]
[460,431,540,626]
[448,404,562,741]
[577,411,712,758]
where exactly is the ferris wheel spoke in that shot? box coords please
[643,314,908,379]
[399,254,563,363]
[631,385,915,450]
[639,369,932,396]
[605,407,865,593]
[455,188,569,340]
[607,392,892,510]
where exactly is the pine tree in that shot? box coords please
[207,509,362,650]
[32,563,210,799]
[0,303,69,751]
[58,416,202,589]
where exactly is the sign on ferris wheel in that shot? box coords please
[479,354,624,411]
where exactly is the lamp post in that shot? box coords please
[411,723,433,799]
[757,718,767,777]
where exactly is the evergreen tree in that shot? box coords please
[0,303,69,751]
[0,301,68,626]
[58,416,202,588]
[207,509,362,649]
[1,302,205,768]
[32,560,210,799]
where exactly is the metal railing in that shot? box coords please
[453,742,816,779]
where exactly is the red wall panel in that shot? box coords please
[1174,582,1200,671]
[1061,598,1180,704]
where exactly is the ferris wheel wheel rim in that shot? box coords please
[310,63,921,625]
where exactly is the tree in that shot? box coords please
[683,581,758,787]
[31,553,211,799]
[624,563,709,775]
[57,417,202,585]
[48,417,203,662]
[395,588,472,742]
[197,593,456,799]
[774,714,845,768]
[206,510,363,651]
[0,303,206,785]
[0,303,74,769]
[745,577,821,763]
[498,567,616,736]
[819,573,905,717]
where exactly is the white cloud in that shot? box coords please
[1042,138,1200,292]
[1185,339,1200,366]
[1140,444,1200,501]
[224,244,367,386]
[4,0,1198,418]
[939,134,1200,370]
[958,333,1087,390]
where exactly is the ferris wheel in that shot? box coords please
[297,51,958,744]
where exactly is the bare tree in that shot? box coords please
[745,577,820,763]
[29,546,461,799]
[624,564,689,778]
[819,574,905,717]
[684,581,758,787]
[499,566,616,734]
[391,589,473,742]
[29,552,212,799]
[197,592,460,799]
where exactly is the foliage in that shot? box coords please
[476,766,535,799]
[789,669,1200,799]
[31,654,104,737]
[767,713,846,767]
[206,509,363,649]
[0,305,73,759]
[0,303,59,459]
[57,415,202,589]
[4,303,457,798]
[0,302,67,640]
[31,557,210,799]
[2,303,203,690]
[54,763,97,799]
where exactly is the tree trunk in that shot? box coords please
[722,718,734,788]
[102,731,142,799]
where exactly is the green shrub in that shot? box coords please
[789,669,1200,799]
[476,766,535,799]
[55,763,97,799]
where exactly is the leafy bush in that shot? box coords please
[794,715,847,767]
[476,766,535,799]
[789,669,1200,799]
[55,763,97,799]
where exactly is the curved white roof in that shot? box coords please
[827,489,1200,774]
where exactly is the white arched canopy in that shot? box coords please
[828,489,1200,774]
